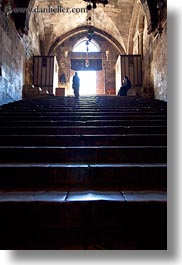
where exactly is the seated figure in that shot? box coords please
[118,76,131,96]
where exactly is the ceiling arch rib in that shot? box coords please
[47,26,125,56]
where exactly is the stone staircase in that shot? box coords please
[0,95,167,249]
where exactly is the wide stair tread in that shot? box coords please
[0,96,167,249]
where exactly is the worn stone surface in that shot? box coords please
[131,2,167,100]
[153,26,167,101]
[0,10,42,105]
[23,12,44,86]
[142,20,167,100]
[0,95,167,249]
[0,11,24,105]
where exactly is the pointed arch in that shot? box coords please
[48,26,125,55]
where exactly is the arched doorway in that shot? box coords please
[70,38,103,96]
[53,30,121,96]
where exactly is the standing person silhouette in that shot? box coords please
[72,72,80,98]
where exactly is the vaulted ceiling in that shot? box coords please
[1,0,158,54]
[30,0,136,54]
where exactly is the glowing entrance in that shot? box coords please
[77,71,96,95]
[71,38,100,95]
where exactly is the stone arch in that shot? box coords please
[25,0,36,29]
[48,26,125,56]
[127,0,141,54]
[127,0,162,54]
[138,0,151,28]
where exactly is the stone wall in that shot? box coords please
[142,18,167,101]
[153,26,167,101]
[0,11,43,105]
[0,11,24,105]
[132,2,167,101]
[23,13,44,87]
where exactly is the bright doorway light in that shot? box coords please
[77,71,96,95]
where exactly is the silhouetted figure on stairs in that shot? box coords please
[72,72,80,98]
[118,76,131,96]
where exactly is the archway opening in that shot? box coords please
[70,38,100,95]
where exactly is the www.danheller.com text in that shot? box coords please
[12,6,88,14]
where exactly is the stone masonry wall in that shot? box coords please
[0,11,42,105]
[142,18,167,101]
[23,13,44,87]
[0,11,24,105]
[132,3,167,101]
[153,26,167,101]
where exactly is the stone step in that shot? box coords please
[0,109,167,115]
[0,189,167,249]
[0,119,167,126]
[0,110,167,115]
[0,98,167,107]
[0,163,167,189]
[0,114,167,121]
[0,146,167,163]
[0,110,167,116]
[0,103,167,108]
[1,100,167,108]
[0,98,167,106]
[0,96,167,250]
[0,134,167,146]
[0,125,167,135]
